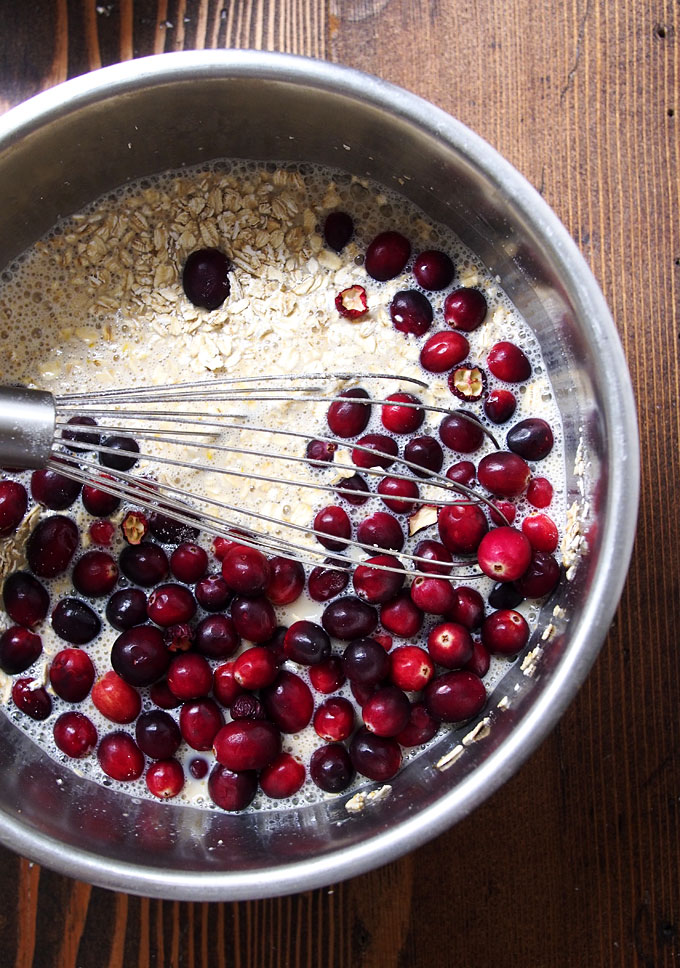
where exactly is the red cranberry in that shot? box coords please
[266,556,305,605]
[212,662,244,707]
[484,388,517,424]
[396,702,439,747]
[310,743,355,793]
[189,757,209,779]
[89,519,115,546]
[81,479,120,516]
[352,433,398,469]
[261,670,314,733]
[308,561,349,602]
[380,592,423,637]
[306,439,337,465]
[170,543,208,583]
[221,545,271,596]
[111,625,169,686]
[477,526,532,582]
[448,586,485,630]
[438,503,488,554]
[72,550,118,597]
[195,573,231,611]
[230,694,266,720]
[507,418,554,460]
[99,435,140,472]
[446,460,476,487]
[490,500,515,528]
[260,752,306,799]
[389,289,433,336]
[0,626,42,674]
[213,720,281,771]
[327,388,371,438]
[410,576,456,615]
[180,698,225,750]
[349,727,401,781]
[342,637,389,685]
[105,588,147,631]
[31,467,81,510]
[413,249,455,290]
[92,670,141,723]
[522,513,559,552]
[514,551,561,598]
[425,670,486,722]
[481,608,529,655]
[444,287,487,331]
[12,677,51,720]
[208,764,257,811]
[182,247,231,310]
[147,583,197,627]
[234,645,279,688]
[404,436,443,477]
[381,392,424,434]
[336,473,370,505]
[323,211,353,252]
[212,536,235,561]
[322,596,378,640]
[231,595,277,643]
[98,731,145,781]
[262,624,287,663]
[0,480,28,536]
[527,476,554,508]
[335,284,368,319]
[353,554,404,604]
[465,639,491,678]
[53,711,98,758]
[389,645,434,691]
[313,506,351,551]
[27,514,79,578]
[167,652,212,700]
[51,597,101,644]
[439,412,485,453]
[363,685,410,736]
[413,539,453,576]
[146,759,184,799]
[309,656,346,694]
[377,476,419,515]
[3,572,49,629]
[427,622,474,669]
[283,621,331,666]
[487,341,531,382]
[356,511,404,552]
[313,696,355,742]
[119,542,169,587]
[135,709,182,759]
[478,452,531,498]
[365,230,411,280]
[420,330,469,372]
[49,648,95,702]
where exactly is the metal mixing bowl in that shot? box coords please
[0,51,638,899]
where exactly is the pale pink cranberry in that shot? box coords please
[53,711,98,758]
[91,670,141,724]
[427,622,474,669]
[234,645,279,689]
[425,670,486,722]
[381,392,424,434]
[353,554,404,604]
[261,670,314,733]
[146,759,185,799]
[522,513,559,552]
[438,503,488,554]
[481,609,529,655]
[527,477,554,508]
[313,696,355,742]
[98,731,145,781]
[380,592,423,637]
[309,656,346,694]
[419,330,469,372]
[396,702,439,746]
[363,685,410,736]
[265,556,305,605]
[213,720,281,771]
[260,752,306,799]
[208,764,257,811]
[478,452,531,498]
[349,727,401,781]
[477,526,532,582]
[389,645,434,691]
[487,341,531,382]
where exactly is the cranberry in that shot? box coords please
[527,476,554,508]
[356,511,404,552]
[522,513,559,552]
[308,561,349,601]
[111,625,169,686]
[477,452,531,498]
[353,554,404,604]
[306,439,337,465]
[410,576,456,615]
[413,539,453,575]
[89,519,115,546]
[105,588,148,631]
[322,596,378,640]
[444,287,487,331]
[380,592,423,637]
[490,500,516,527]
[336,473,370,506]
[135,709,181,759]
[323,211,353,252]
[283,621,331,665]
[352,433,398,469]
[477,526,532,582]
[31,468,81,510]
[189,757,209,779]
[365,230,411,280]
[363,685,410,736]
[99,435,140,472]
[484,388,517,424]
[404,436,443,477]
[170,543,208,583]
[488,581,524,610]
[81,479,121,516]
[313,696,355,742]
[149,511,199,544]
[51,598,101,644]
[212,663,242,709]
[72,550,118,597]
[389,645,434,691]
[266,556,304,605]
[208,764,257,811]
[449,364,486,402]
[420,330,469,373]
[119,542,169,587]
[263,625,289,663]
[313,505,351,551]
[213,720,281,771]
[413,249,455,290]
[165,619,195,652]
[487,341,531,382]
[167,652,212,700]
[0,480,28,536]
[212,536,236,560]
[0,626,42,674]
[350,680,377,706]
[92,670,141,723]
[377,476,419,515]
[12,677,51,720]
[49,647,95,702]
[147,583,197,627]
[195,573,231,611]
[146,759,184,799]
[446,460,476,487]
[427,622,474,669]
[150,679,182,709]
[53,711,98,758]
[260,752,306,799]
[182,247,231,309]
[121,510,149,545]
[335,284,368,319]
[309,657,345,695]
[26,514,79,578]
[342,637,389,685]
[327,388,371,438]
[310,744,355,793]
[231,595,277,643]
[180,698,225,750]
[230,694,266,720]
[98,731,145,781]
[389,289,433,336]
[425,670,486,722]
[448,585,485,630]
[507,418,554,460]
[514,551,561,598]
[439,412,485,453]
[3,572,49,629]
[349,727,401,781]
[221,545,271,596]
[438,503,488,554]
[61,415,99,449]
[261,670,314,733]
[381,392,424,434]
[465,639,491,678]
[234,645,279,688]
[396,702,439,747]
[481,609,529,655]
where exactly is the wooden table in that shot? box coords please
[0,1,676,965]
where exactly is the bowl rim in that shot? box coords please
[0,49,639,899]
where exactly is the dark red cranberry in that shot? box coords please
[446,460,476,488]
[353,554,404,604]
[119,542,169,587]
[484,388,517,424]
[195,572,231,611]
[193,615,238,662]
[164,622,194,652]
[92,670,141,723]
[487,341,531,382]
[363,685,410,736]
[448,364,486,402]
[53,711,98,758]
[105,588,148,631]
[322,596,378,640]
[12,677,52,720]
[49,647,95,702]
[260,752,306,799]
[356,511,404,552]
[478,452,531,498]
[313,696,355,742]
[135,709,181,759]
[149,679,182,710]
[308,560,350,602]
[146,759,184,799]
[448,585,485,630]
[261,670,314,733]
[0,480,28,536]
[0,626,42,674]
[182,247,231,310]
[283,621,331,665]
[413,539,453,575]
[477,526,532,582]
[507,418,554,461]
[342,637,389,685]
[327,388,371,438]
[61,415,100,449]
[99,435,140,472]
[389,645,434,691]
[309,656,346,694]
[527,476,554,508]
[212,661,243,708]
[213,720,281,771]
[396,702,439,747]
[189,757,209,779]
[465,639,491,678]
[380,592,423,637]
[72,550,118,597]
[234,645,279,688]
[350,679,377,706]
[310,743,355,793]
[438,503,488,554]
[381,392,424,434]
[170,543,208,583]
[323,211,353,252]
[306,439,337,465]
[488,581,524,610]
[336,473,370,505]
[111,625,169,686]
[404,436,444,477]
[444,287,487,331]
[377,476,419,515]
[221,545,271,596]
[481,609,529,655]
[413,249,455,290]
[439,412,485,453]
[352,433,398,469]
[98,731,145,781]
[81,479,121,516]
[365,230,411,281]
[179,698,225,750]
[389,289,433,336]
[420,330,469,372]
[230,694,266,720]
[150,511,199,544]
[262,625,287,663]
[514,551,561,598]
[167,652,212,700]
[313,505,351,551]
[208,764,257,811]
[31,468,81,510]
[51,597,101,644]
[26,514,79,578]
[147,583,197,627]
[349,727,401,781]
[424,670,486,722]
[427,622,474,669]
[231,595,277,643]
[266,556,305,605]
[410,576,456,615]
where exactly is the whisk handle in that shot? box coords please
[0,386,55,469]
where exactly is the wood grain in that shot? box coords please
[0,0,677,965]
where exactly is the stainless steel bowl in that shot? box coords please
[0,51,638,899]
